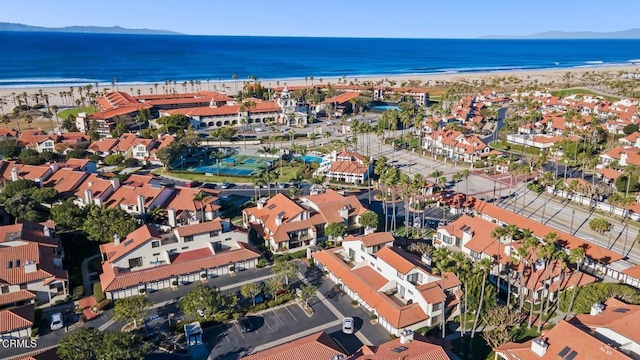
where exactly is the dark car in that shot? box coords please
[238,317,253,333]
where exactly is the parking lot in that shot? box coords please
[205,300,348,359]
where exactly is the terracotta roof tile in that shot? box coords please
[0,304,34,333]
[100,243,259,292]
[175,219,223,237]
[343,233,394,247]
[42,168,88,193]
[0,290,36,307]
[239,331,346,360]
[354,334,449,359]
[5,346,61,360]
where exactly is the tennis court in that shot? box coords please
[187,154,270,177]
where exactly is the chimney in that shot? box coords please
[338,205,349,220]
[531,337,548,357]
[84,189,93,204]
[11,167,18,181]
[137,195,146,214]
[275,212,285,226]
[400,329,414,344]
[167,208,177,227]
[590,303,605,316]
[113,233,121,246]
[110,178,120,190]
[49,162,59,172]
[421,253,432,266]
[24,261,37,274]
[257,198,267,210]
[43,225,51,238]
[330,355,344,360]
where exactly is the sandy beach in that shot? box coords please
[0,64,638,110]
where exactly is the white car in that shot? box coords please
[220,183,230,189]
[342,317,354,334]
[50,312,63,331]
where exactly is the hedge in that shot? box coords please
[559,282,640,314]
[31,309,43,337]
[93,282,105,303]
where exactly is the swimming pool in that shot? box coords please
[297,155,324,163]
[372,104,400,111]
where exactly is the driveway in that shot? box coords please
[206,301,341,360]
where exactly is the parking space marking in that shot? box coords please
[235,324,246,339]
[263,316,272,329]
[272,309,286,325]
[285,306,298,321]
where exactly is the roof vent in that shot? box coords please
[531,337,548,357]
[590,303,605,316]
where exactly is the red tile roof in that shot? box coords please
[175,219,223,237]
[0,290,36,307]
[239,331,346,360]
[312,248,428,329]
[0,304,34,333]
[5,346,61,360]
[99,225,161,263]
[0,161,52,182]
[574,297,640,344]
[321,92,360,105]
[343,233,394,247]
[42,168,88,193]
[0,243,67,285]
[329,160,369,175]
[495,320,631,360]
[353,334,449,359]
[100,242,259,292]
[473,200,623,264]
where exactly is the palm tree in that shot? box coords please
[536,241,555,332]
[24,114,33,129]
[566,247,585,318]
[192,191,209,222]
[433,258,455,339]
[450,251,470,337]
[471,257,493,339]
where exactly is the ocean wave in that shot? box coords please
[0,77,102,84]
[628,59,640,63]
[584,61,604,64]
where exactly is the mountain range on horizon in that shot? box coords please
[481,28,640,39]
[0,22,181,35]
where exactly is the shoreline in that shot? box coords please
[0,64,638,108]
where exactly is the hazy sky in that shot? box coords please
[1,0,638,38]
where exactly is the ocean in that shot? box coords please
[1,31,639,88]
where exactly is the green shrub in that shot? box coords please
[95,299,112,311]
[273,253,291,262]
[93,283,105,303]
[213,310,233,323]
[256,258,268,268]
[253,303,268,312]
[31,309,43,337]
[71,286,85,301]
[267,293,293,308]
[559,283,640,313]
[290,249,307,259]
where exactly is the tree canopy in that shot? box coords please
[178,284,225,318]
[82,206,137,243]
[52,199,89,230]
[57,327,150,360]
[112,295,151,327]
[57,327,101,360]
[325,222,346,240]
[359,211,379,230]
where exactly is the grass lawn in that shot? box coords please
[451,336,493,360]
[551,88,619,102]
[57,106,97,119]
[152,168,254,184]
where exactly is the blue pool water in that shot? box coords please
[372,105,400,111]
[298,155,324,164]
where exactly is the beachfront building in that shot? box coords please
[373,87,429,106]
[242,189,368,253]
[315,150,372,184]
[313,233,460,336]
[276,87,310,126]
[99,218,259,299]
[158,99,283,130]
[76,92,153,136]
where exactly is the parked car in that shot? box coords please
[342,317,354,334]
[50,312,64,331]
[184,181,201,188]
[220,182,231,189]
[239,317,253,333]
